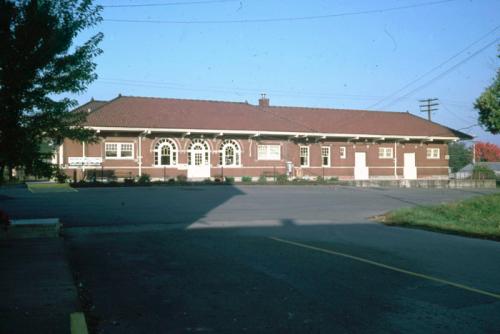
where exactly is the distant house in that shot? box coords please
[56,95,472,181]
[455,162,500,179]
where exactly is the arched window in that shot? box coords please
[219,140,241,166]
[154,139,178,166]
[188,139,210,166]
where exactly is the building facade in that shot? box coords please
[58,95,471,181]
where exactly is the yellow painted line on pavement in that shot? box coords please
[269,236,500,300]
[70,312,89,334]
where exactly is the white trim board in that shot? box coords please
[86,126,459,142]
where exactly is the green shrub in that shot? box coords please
[124,178,135,185]
[53,168,68,183]
[203,178,213,184]
[472,165,495,180]
[276,174,288,184]
[137,174,151,184]
[177,174,188,183]
[242,176,252,183]
[225,176,235,184]
[258,174,267,184]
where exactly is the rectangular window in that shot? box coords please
[321,146,330,167]
[120,143,133,158]
[105,143,118,157]
[257,145,281,160]
[105,143,134,159]
[378,147,393,159]
[300,146,309,167]
[427,148,440,159]
[340,146,347,159]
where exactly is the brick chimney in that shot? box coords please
[258,93,269,107]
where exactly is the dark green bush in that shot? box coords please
[137,174,151,184]
[124,178,135,185]
[472,165,495,180]
[241,176,252,183]
[258,174,267,184]
[53,168,68,183]
[225,176,235,184]
[276,174,288,184]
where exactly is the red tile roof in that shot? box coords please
[73,99,108,113]
[83,96,471,139]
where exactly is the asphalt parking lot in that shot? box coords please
[1,185,499,333]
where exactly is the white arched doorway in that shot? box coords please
[187,139,211,179]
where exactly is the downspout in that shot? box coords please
[394,141,397,179]
[138,135,142,177]
[59,144,64,167]
[82,141,86,175]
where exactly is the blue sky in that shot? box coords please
[74,0,500,143]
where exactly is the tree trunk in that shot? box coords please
[8,166,14,181]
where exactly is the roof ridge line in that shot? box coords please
[116,94,250,105]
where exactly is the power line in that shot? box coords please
[102,0,238,8]
[103,0,459,24]
[96,77,435,102]
[440,102,476,124]
[367,24,500,110]
[379,37,499,110]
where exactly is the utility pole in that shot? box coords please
[419,98,439,121]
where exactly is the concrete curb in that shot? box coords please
[0,218,61,240]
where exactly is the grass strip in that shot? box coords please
[27,183,77,193]
[381,193,500,241]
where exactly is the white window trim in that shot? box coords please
[340,146,347,159]
[321,146,331,167]
[300,146,310,167]
[105,142,134,160]
[155,139,178,166]
[220,140,242,167]
[378,147,394,159]
[257,144,281,161]
[427,148,440,159]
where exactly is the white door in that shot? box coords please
[354,152,369,180]
[404,153,417,179]
[187,141,211,179]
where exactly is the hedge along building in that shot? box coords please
[59,95,471,181]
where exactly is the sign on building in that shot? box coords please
[68,157,103,166]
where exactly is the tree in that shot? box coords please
[448,142,472,173]
[474,49,500,134]
[475,141,500,162]
[0,0,103,182]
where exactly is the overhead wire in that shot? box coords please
[96,77,420,102]
[103,0,459,24]
[367,24,500,110]
[101,0,238,8]
[379,37,499,110]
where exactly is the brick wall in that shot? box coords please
[62,133,449,180]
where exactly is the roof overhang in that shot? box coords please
[85,126,460,142]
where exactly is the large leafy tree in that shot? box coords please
[474,49,500,134]
[448,142,472,173]
[475,141,500,162]
[0,0,102,182]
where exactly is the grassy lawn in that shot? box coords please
[381,193,500,240]
[27,183,77,193]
